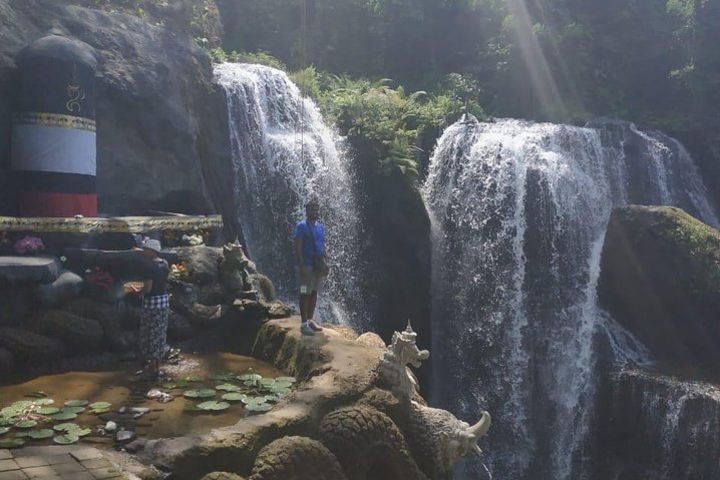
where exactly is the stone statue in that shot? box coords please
[379,320,430,403]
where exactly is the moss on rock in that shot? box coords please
[599,205,720,375]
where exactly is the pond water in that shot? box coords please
[0,352,289,449]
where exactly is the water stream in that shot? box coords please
[422,116,718,480]
[214,63,368,328]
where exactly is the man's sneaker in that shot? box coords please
[308,320,323,331]
[300,322,315,336]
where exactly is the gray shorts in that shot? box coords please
[297,267,323,296]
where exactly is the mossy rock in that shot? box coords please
[249,436,347,480]
[61,298,124,347]
[599,205,720,375]
[0,327,66,362]
[38,310,103,351]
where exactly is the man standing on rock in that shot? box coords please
[294,196,328,336]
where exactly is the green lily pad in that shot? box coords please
[183,376,202,383]
[89,402,111,410]
[53,423,80,432]
[0,438,25,448]
[14,431,31,438]
[51,412,78,421]
[27,429,54,439]
[238,373,262,381]
[15,420,37,429]
[0,427,9,435]
[259,379,276,388]
[215,384,240,392]
[53,434,79,445]
[210,372,236,381]
[89,408,110,415]
[245,403,272,413]
[0,417,16,427]
[263,394,281,403]
[64,400,88,407]
[37,407,60,415]
[161,383,179,390]
[62,406,85,415]
[221,393,247,402]
[73,428,92,437]
[26,391,47,398]
[269,386,291,396]
[183,389,215,399]
[197,401,230,411]
[241,396,264,405]
[34,399,55,406]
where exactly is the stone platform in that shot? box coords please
[0,446,129,480]
[0,215,223,234]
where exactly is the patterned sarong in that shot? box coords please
[139,294,170,361]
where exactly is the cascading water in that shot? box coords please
[214,63,368,327]
[422,116,718,480]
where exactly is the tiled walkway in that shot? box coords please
[0,446,129,480]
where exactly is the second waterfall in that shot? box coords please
[422,116,718,480]
[214,63,369,328]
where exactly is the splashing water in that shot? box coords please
[422,117,718,480]
[214,63,368,328]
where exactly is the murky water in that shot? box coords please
[0,353,284,445]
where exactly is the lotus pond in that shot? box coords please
[0,352,293,449]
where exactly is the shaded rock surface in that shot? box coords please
[0,256,61,286]
[0,326,66,361]
[595,368,720,480]
[599,205,720,376]
[38,309,104,351]
[0,0,234,221]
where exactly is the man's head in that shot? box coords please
[305,196,320,222]
[141,238,162,259]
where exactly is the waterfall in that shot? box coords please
[422,117,718,480]
[214,63,368,327]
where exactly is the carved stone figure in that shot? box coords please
[378,321,430,402]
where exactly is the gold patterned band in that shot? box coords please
[12,112,96,132]
[0,215,223,233]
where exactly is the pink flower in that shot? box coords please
[14,236,45,255]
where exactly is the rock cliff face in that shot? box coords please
[598,205,720,376]
[0,0,234,220]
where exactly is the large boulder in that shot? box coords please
[37,309,104,351]
[60,297,126,349]
[598,206,720,375]
[173,247,223,285]
[36,270,84,307]
[0,0,234,220]
[0,327,66,361]
[0,286,32,326]
[0,256,61,286]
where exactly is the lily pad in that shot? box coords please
[259,379,276,388]
[27,429,54,439]
[183,376,203,383]
[26,391,47,398]
[37,407,60,415]
[269,386,291,396]
[34,398,55,406]
[221,393,247,402]
[276,377,297,384]
[73,428,92,437]
[0,438,25,448]
[0,427,9,435]
[89,402,111,410]
[51,412,78,421]
[197,401,230,411]
[241,396,265,405]
[54,423,80,432]
[183,389,215,399]
[245,403,272,413]
[62,406,86,415]
[210,373,236,381]
[64,400,88,407]
[53,434,79,445]
[15,420,37,429]
[90,408,110,415]
[161,383,179,390]
[215,384,240,392]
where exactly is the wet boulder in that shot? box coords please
[38,309,104,351]
[0,256,61,286]
[0,327,66,361]
[598,206,720,376]
[36,270,84,307]
[61,297,125,347]
[0,286,32,326]
[173,247,223,285]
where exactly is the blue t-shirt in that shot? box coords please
[293,220,325,267]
